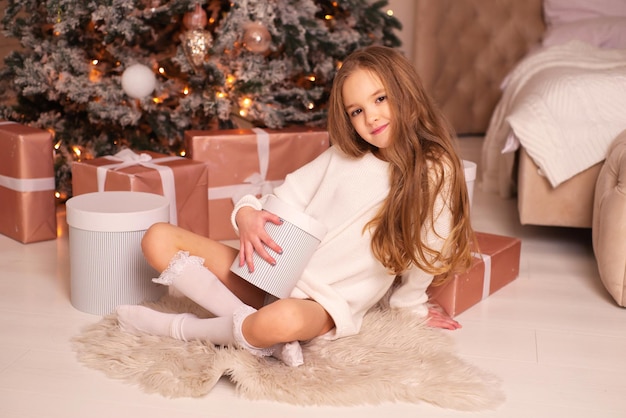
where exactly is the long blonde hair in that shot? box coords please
[327,46,475,283]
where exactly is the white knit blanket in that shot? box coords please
[481,41,626,196]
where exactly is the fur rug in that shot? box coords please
[72,295,505,410]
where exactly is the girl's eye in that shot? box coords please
[350,109,362,117]
[376,95,387,103]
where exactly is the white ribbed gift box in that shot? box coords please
[463,160,477,208]
[66,191,168,314]
[230,196,327,299]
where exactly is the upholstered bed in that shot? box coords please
[481,3,626,229]
[411,0,626,229]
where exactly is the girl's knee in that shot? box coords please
[141,222,178,266]
[141,222,172,251]
[245,299,332,345]
[244,302,297,345]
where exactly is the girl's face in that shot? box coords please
[342,68,392,150]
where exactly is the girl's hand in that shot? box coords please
[426,303,462,330]
[236,206,283,272]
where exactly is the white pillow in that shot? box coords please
[542,17,626,49]
[544,0,626,26]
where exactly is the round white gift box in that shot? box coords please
[230,196,327,299]
[463,160,477,208]
[65,191,169,315]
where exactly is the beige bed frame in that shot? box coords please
[410,0,597,228]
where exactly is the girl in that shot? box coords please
[116,45,475,366]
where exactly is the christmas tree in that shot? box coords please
[0,0,401,199]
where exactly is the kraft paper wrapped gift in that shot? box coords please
[185,127,330,240]
[0,121,57,243]
[428,232,522,317]
[71,149,208,236]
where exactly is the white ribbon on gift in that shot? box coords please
[0,174,55,192]
[471,251,493,300]
[0,121,55,192]
[207,128,284,204]
[96,149,180,225]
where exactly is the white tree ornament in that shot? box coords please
[121,64,157,99]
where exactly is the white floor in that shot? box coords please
[1,136,625,418]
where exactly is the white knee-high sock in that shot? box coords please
[116,305,234,345]
[173,314,234,345]
[117,304,304,367]
[153,251,244,317]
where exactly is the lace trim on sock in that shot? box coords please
[232,305,276,357]
[152,250,205,286]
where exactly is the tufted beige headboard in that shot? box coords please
[411,0,545,134]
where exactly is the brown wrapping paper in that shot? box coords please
[428,232,522,317]
[185,127,330,240]
[71,150,208,236]
[0,121,57,243]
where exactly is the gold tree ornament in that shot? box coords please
[181,4,213,71]
[181,30,213,70]
[242,22,272,54]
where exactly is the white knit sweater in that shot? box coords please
[231,146,452,339]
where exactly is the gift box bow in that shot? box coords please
[96,149,181,225]
[0,121,55,193]
[207,128,284,204]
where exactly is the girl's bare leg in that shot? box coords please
[141,222,266,309]
[241,298,335,347]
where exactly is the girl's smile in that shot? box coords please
[371,123,388,136]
